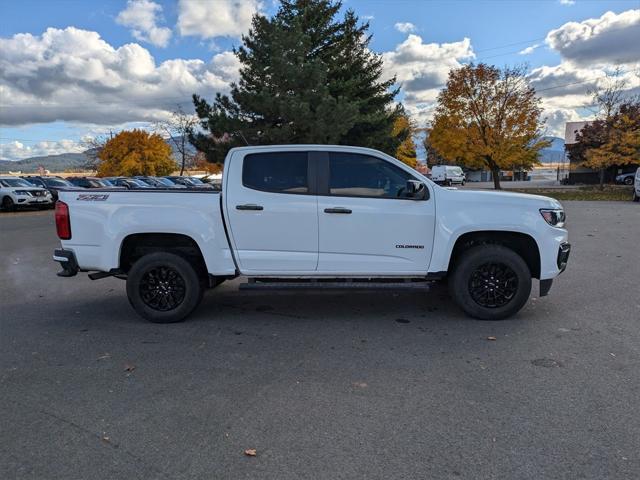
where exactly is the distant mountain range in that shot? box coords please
[0,152,91,173]
[0,137,197,173]
[538,136,565,164]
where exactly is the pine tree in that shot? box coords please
[190,0,404,164]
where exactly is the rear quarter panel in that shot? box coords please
[58,190,236,275]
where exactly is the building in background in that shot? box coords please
[564,121,596,184]
[564,121,639,184]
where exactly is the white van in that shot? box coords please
[430,165,465,186]
[633,167,640,202]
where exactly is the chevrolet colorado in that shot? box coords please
[53,145,570,323]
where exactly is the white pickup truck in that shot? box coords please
[53,145,570,323]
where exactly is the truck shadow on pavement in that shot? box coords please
[59,279,540,348]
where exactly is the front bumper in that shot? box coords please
[16,196,53,206]
[53,249,79,277]
[539,242,571,297]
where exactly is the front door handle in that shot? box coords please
[324,207,352,214]
[236,204,264,211]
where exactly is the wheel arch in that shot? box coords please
[447,230,541,279]
[119,233,208,279]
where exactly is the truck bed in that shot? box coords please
[57,189,236,276]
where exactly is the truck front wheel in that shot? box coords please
[449,245,531,320]
[126,252,204,323]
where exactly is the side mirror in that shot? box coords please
[405,180,428,200]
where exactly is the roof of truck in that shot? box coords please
[227,144,387,154]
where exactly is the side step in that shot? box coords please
[239,278,435,291]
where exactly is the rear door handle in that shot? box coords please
[236,204,264,211]
[324,207,352,214]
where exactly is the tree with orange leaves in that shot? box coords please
[428,64,549,189]
[393,112,418,168]
[97,129,176,177]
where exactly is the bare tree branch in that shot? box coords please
[154,106,198,176]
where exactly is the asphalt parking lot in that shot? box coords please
[1,202,639,480]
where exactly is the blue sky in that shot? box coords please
[1,0,639,160]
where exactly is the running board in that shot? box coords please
[239,278,435,291]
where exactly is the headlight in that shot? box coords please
[540,208,565,228]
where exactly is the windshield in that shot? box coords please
[99,179,114,186]
[156,177,176,186]
[188,177,204,184]
[136,177,158,185]
[45,178,73,187]
[0,178,35,188]
[173,177,195,185]
[129,179,150,187]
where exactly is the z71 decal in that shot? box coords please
[76,194,110,201]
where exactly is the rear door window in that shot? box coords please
[243,152,309,194]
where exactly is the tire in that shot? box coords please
[449,245,532,320]
[624,177,633,185]
[633,192,639,202]
[2,196,16,212]
[126,252,204,323]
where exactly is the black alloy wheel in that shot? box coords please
[468,262,519,308]
[139,266,186,311]
[126,252,204,323]
[449,244,532,320]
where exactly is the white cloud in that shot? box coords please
[116,0,172,48]
[519,43,540,55]
[528,62,639,108]
[543,108,585,137]
[559,0,575,5]
[0,139,85,161]
[394,22,416,34]
[382,34,474,123]
[0,27,241,126]
[177,0,261,39]
[546,9,640,66]
[528,63,601,105]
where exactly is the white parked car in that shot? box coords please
[633,167,640,202]
[53,145,570,323]
[0,176,53,211]
[430,165,465,186]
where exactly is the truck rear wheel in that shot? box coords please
[449,245,531,320]
[126,252,204,323]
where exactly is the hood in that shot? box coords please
[437,187,562,210]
